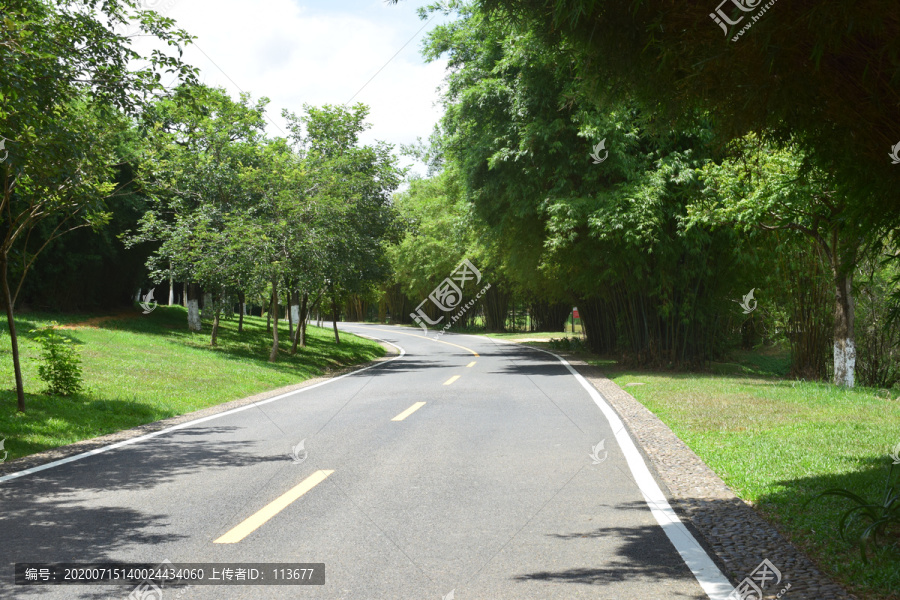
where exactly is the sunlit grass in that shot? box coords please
[591,356,900,598]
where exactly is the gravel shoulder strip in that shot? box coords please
[561,354,857,600]
[0,344,398,477]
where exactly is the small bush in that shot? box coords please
[548,337,587,352]
[31,323,84,396]
[806,461,900,563]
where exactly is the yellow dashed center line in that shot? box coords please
[214,470,333,544]
[391,401,426,421]
[444,375,461,386]
[365,327,479,356]
[466,361,476,368]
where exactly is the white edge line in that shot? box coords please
[0,335,405,485]
[486,336,734,600]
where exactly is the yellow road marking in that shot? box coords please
[466,361,476,368]
[444,375,461,386]
[392,402,426,421]
[214,470,333,544]
[366,327,479,357]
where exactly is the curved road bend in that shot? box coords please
[0,323,729,600]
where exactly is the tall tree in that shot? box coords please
[694,137,877,386]
[0,0,195,411]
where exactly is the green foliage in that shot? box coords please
[547,337,587,352]
[806,462,900,563]
[421,4,749,362]
[29,324,83,396]
[856,257,900,389]
[470,0,900,230]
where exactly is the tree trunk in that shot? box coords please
[183,281,188,307]
[187,283,202,331]
[168,271,174,306]
[290,290,300,333]
[287,289,295,343]
[290,290,306,355]
[266,291,272,333]
[1,257,26,412]
[238,291,245,333]
[833,267,856,387]
[299,292,309,347]
[331,291,340,345]
[210,290,221,346]
[269,278,280,362]
[202,292,213,320]
[211,309,221,346]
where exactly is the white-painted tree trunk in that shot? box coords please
[291,303,300,325]
[168,273,174,305]
[833,340,856,387]
[832,266,856,387]
[187,299,201,331]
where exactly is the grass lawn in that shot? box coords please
[551,345,900,599]
[0,306,385,462]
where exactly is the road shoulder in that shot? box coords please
[559,352,855,600]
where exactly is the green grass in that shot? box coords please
[0,306,385,461]
[582,355,900,599]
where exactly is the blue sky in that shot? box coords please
[140,0,452,175]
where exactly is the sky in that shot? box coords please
[132,0,452,176]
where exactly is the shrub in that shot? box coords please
[806,459,900,563]
[548,337,587,352]
[31,323,84,396]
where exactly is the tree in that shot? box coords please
[420,3,745,361]
[0,0,195,411]
[284,104,404,344]
[694,137,877,386]
[455,0,900,229]
[129,84,268,334]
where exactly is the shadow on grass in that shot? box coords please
[755,457,900,595]
[0,393,174,459]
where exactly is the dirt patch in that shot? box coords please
[58,310,139,329]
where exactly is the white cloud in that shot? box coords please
[139,0,449,163]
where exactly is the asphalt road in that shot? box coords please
[0,324,731,600]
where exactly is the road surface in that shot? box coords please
[0,323,729,599]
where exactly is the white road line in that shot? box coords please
[0,335,405,485]
[484,336,734,600]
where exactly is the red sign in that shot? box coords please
[573,307,579,319]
